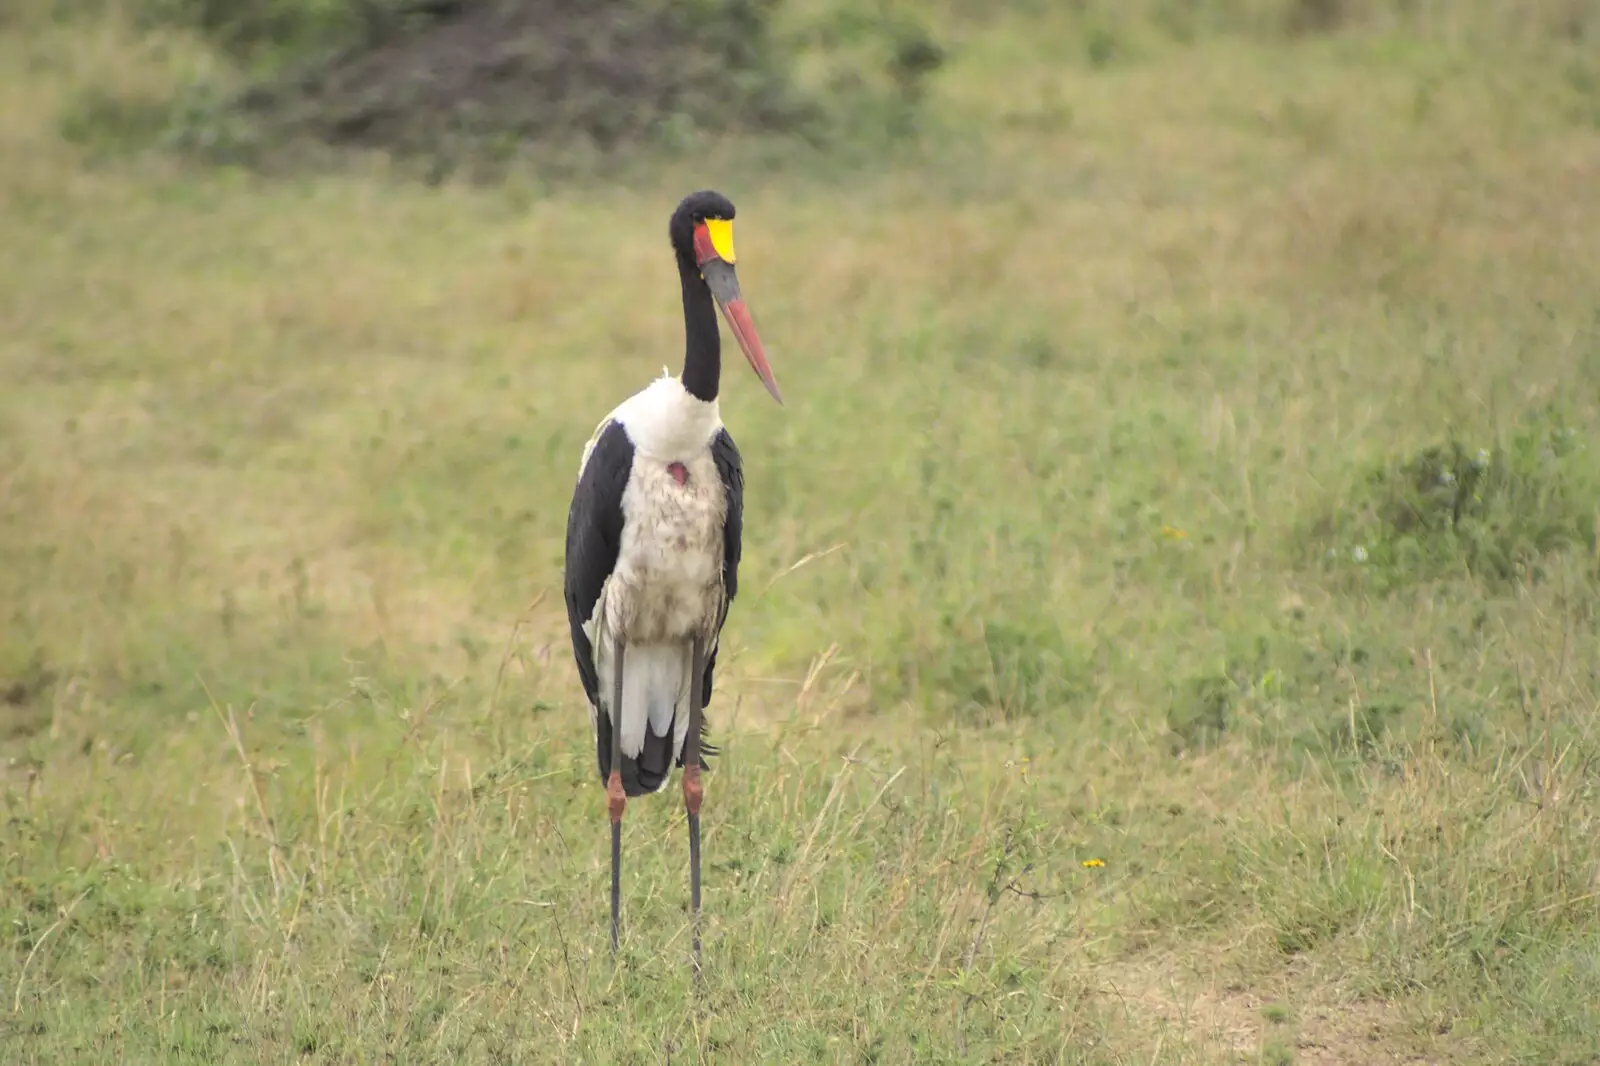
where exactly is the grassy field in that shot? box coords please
[4,2,1600,1062]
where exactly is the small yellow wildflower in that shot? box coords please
[1081,858,1105,869]
[1160,526,1187,540]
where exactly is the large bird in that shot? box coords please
[562,190,783,965]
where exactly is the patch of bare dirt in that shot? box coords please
[1099,951,1451,1064]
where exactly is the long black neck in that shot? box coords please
[677,252,721,403]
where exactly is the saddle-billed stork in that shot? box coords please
[562,190,782,966]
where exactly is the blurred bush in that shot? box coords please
[100,0,946,171]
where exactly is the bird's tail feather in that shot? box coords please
[594,640,719,797]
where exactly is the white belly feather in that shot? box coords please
[584,443,728,763]
[575,373,732,773]
[605,451,728,644]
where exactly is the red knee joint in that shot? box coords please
[606,770,626,823]
[682,764,703,816]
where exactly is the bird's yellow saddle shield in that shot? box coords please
[694,218,736,265]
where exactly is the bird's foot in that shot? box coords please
[607,770,627,823]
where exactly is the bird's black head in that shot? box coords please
[669,189,738,260]
[668,189,782,405]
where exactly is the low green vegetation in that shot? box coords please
[3,0,1599,1062]
[1309,407,1598,592]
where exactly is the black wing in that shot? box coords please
[696,427,744,738]
[563,420,633,715]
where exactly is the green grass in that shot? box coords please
[4,2,1600,1062]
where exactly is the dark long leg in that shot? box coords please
[684,638,705,977]
[607,640,626,957]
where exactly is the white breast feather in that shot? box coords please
[579,374,730,766]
